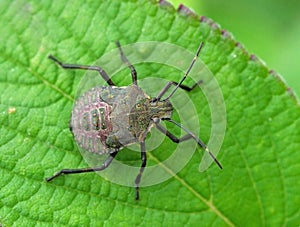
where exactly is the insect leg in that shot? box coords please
[134,141,147,200]
[153,80,203,101]
[155,122,193,142]
[115,41,138,86]
[153,42,204,101]
[160,118,223,169]
[48,55,115,86]
[169,80,203,92]
[45,150,119,182]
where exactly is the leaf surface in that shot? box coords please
[0,1,299,226]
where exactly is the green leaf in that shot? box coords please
[0,0,299,226]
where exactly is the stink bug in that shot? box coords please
[46,41,222,200]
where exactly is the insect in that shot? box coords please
[46,41,222,200]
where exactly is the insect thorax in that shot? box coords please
[128,98,173,142]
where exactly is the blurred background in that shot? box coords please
[169,0,300,99]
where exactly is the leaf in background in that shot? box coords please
[0,0,299,226]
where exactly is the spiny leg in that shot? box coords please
[135,141,147,200]
[115,41,138,86]
[48,55,115,86]
[45,150,119,182]
[155,42,204,101]
[161,118,223,169]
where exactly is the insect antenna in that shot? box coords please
[163,118,223,169]
[164,42,204,101]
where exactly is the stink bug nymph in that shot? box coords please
[46,41,222,200]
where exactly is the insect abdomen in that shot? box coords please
[70,87,113,154]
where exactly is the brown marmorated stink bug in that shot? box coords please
[46,41,222,200]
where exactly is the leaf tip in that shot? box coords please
[249,54,258,61]
[235,42,243,48]
[221,29,234,39]
[200,15,221,30]
[177,4,197,18]
[269,70,300,103]
[158,0,174,9]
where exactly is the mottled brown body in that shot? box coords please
[46,42,222,200]
[70,85,173,154]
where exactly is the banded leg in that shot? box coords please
[45,150,119,182]
[116,41,138,85]
[48,55,115,86]
[135,141,147,200]
[160,119,223,169]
